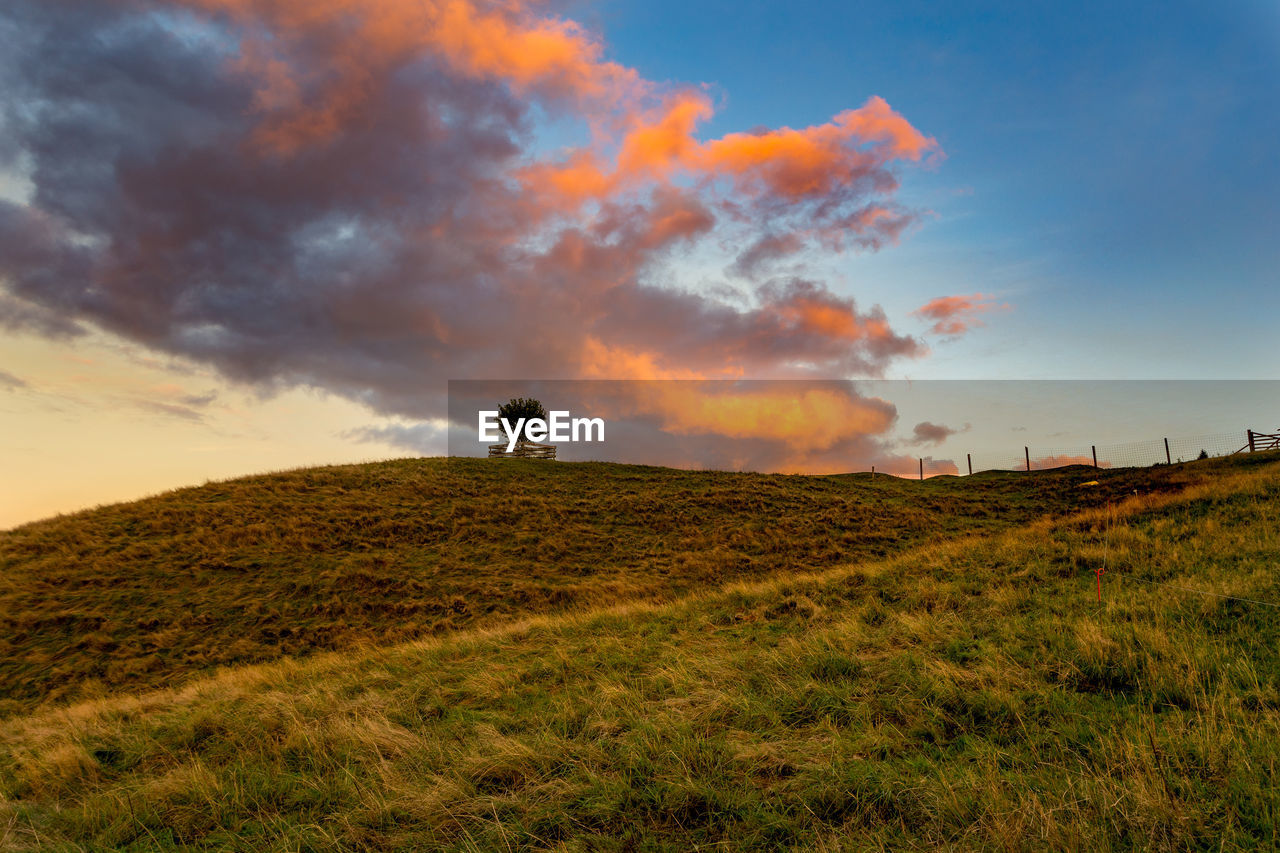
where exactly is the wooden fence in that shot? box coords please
[488,441,557,460]
[1247,430,1280,453]
[957,428,1278,479]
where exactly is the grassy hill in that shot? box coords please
[0,457,1204,716]
[2,453,1279,850]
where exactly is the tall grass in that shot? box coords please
[2,458,1277,850]
[0,455,1214,716]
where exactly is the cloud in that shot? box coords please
[345,421,448,455]
[912,293,1008,337]
[1029,454,1109,470]
[0,369,27,390]
[178,390,218,407]
[910,420,968,445]
[0,0,945,465]
[445,379,957,477]
[920,456,960,477]
[727,232,807,279]
[129,399,207,423]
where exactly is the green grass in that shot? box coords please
[1,453,1278,850]
[0,456,1209,715]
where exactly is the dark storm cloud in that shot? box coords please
[0,0,948,468]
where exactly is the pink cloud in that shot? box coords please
[0,0,951,462]
[912,293,1008,337]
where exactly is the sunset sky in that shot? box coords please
[2,0,1277,527]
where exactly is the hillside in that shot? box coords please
[0,456,1208,716]
[1,454,1277,850]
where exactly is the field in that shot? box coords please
[0,458,1197,716]
[2,452,1279,850]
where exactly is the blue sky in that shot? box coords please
[591,0,1280,377]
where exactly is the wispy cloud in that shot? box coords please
[0,369,26,391]
[345,421,447,455]
[912,293,1008,337]
[128,398,207,423]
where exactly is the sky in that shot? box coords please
[1,0,1277,527]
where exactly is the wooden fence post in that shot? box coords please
[1092,445,1098,468]
[1164,437,1171,465]
[1025,446,1031,472]
[871,466,875,478]
[1248,430,1256,453]
[967,453,972,476]
[919,458,924,481]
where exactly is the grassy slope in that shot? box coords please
[0,457,1201,715]
[1,453,1278,851]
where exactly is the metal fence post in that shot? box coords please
[967,453,972,476]
[1164,437,1171,465]
[1092,445,1098,468]
[1025,446,1031,472]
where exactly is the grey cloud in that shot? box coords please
[910,420,969,446]
[0,368,27,390]
[178,390,218,407]
[129,398,205,422]
[0,0,932,451]
[345,422,448,456]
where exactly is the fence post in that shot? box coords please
[1092,445,1098,469]
[919,458,923,481]
[871,466,875,478]
[1164,437,1171,465]
[1248,430,1256,453]
[1025,446,1031,472]
[967,453,972,476]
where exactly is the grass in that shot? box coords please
[0,456,1208,716]
[1,452,1278,850]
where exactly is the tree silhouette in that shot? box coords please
[497,398,548,443]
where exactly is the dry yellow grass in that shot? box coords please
[0,455,1216,716]
[1,455,1278,849]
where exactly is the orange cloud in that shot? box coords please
[519,91,936,227]
[181,0,642,152]
[617,91,715,177]
[530,379,902,463]
[517,151,618,208]
[427,1,638,99]
[578,338,718,380]
[912,292,1008,337]
[643,384,897,451]
[757,280,922,366]
[446,380,967,478]
[3,0,952,472]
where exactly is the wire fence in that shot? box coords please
[964,429,1264,475]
